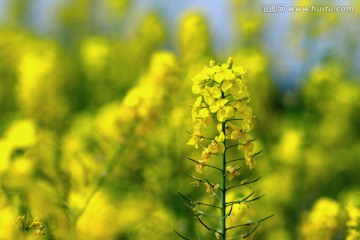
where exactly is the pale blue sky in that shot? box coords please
[0,0,358,89]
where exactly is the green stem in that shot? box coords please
[221,91,226,240]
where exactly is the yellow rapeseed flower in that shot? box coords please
[187,129,202,149]
[188,57,256,170]
[300,197,341,240]
[346,199,360,240]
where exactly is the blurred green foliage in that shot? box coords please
[0,0,359,239]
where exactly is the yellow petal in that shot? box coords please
[209,102,220,113]
[215,132,225,143]
[225,106,234,118]
[194,96,202,107]
[221,80,232,92]
[192,83,202,94]
[199,108,210,118]
[209,86,221,99]
[214,73,224,83]
[217,109,227,122]
[224,69,235,80]
[233,66,246,76]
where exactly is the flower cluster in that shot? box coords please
[179,13,211,63]
[180,57,270,240]
[300,198,341,240]
[188,57,256,170]
[346,199,360,240]
[15,215,46,237]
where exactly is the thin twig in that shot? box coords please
[246,194,265,203]
[226,214,274,231]
[227,203,233,217]
[184,203,220,220]
[225,139,256,151]
[226,177,262,191]
[225,118,244,122]
[242,224,260,238]
[174,230,193,240]
[183,172,204,183]
[205,179,223,191]
[187,158,222,172]
[227,150,263,164]
[196,215,220,233]
[178,192,221,209]
[225,144,241,150]
[226,192,254,206]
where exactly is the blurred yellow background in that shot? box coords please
[0,0,359,239]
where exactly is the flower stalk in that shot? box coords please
[221,117,226,239]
